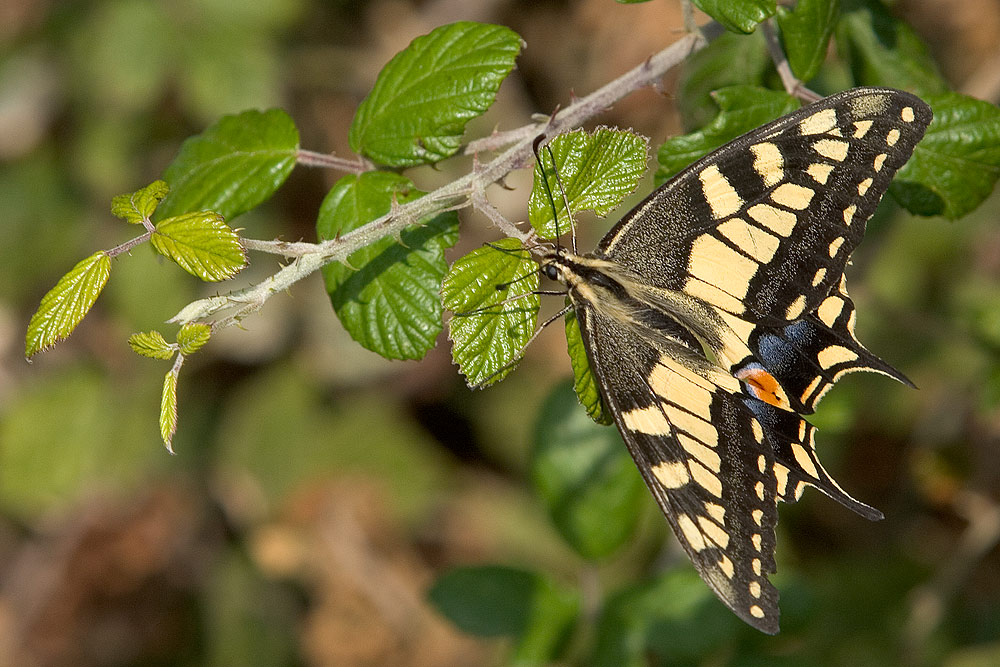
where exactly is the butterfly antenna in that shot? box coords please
[544,144,577,254]
[532,135,569,254]
[473,304,573,387]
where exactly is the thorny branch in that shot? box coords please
[169,31,706,330]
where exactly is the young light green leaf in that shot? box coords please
[565,310,610,425]
[677,30,770,131]
[529,128,648,239]
[428,565,579,664]
[25,251,112,358]
[177,322,212,355]
[151,211,247,281]
[317,172,459,360]
[835,0,947,96]
[441,238,539,387]
[161,367,179,454]
[893,92,1000,220]
[349,22,522,167]
[157,109,299,221]
[111,180,169,224]
[531,381,645,560]
[128,331,175,360]
[776,0,839,82]
[656,85,798,181]
[692,0,776,34]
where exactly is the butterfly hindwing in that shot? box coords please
[577,304,781,633]
[598,88,932,327]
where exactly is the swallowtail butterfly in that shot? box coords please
[535,87,931,633]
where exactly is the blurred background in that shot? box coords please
[2,0,1000,664]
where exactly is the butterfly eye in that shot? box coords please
[542,264,559,281]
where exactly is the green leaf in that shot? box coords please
[111,180,169,224]
[157,108,298,220]
[349,22,522,166]
[835,0,947,97]
[317,172,459,360]
[656,85,798,181]
[776,0,839,82]
[591,569,741,667]
[692,0,776,34]
[677,31,770,131]
[531,381,646,560]
[177,322,212,355]
[25,251,111,358]
[892,92,1000,220]
[564,309,610,425]
[529,128,648,239]
[428,565,579,664]
[441,238,539,387]
[128,331,174,360]
[151,211,247,281]
[161,367,179,454]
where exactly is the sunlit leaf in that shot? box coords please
[151,211,247,281]
[128,331,175,360]
[25,251,111,358]
[177,322,212,355]
[111,180,169,224]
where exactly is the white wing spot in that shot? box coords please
[791,442,820,478]
[754,480,765,501]
[858,177,873,197]
[807,162,834,184]
[887,128,901,146]
[751,142,784,187]
[752,419,764,444]
[750,581,762,598]
[747,203,797,237]
[752,533,763,551]
[652,461,691,489]
[774,463,790,497]
[812,267,827,287]
[705,502,726,523]
[829,236,845,258]
[698,515,730,549]
[799,107,837,135]
[699,164,743,219]
[813,138,849,162]
[752,558,762,576]
[750,605,765,619]
[874,153,887,171]
[901,106,915,122]
[678,513,708,551]
[757,454,767,474]
[752,509,764,526]
[785,294,807,320]
[818,344,860,370]
[719,555,735,578]
[771,183,814,210]
[843,204,858,225]
[717,218,781,264]
[853,120,873,138]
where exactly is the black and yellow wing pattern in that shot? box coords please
[539,87,931,633]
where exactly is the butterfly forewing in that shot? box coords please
[598,88,932,327]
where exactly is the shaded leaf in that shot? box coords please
[177,322,212,355]
[428,565,579,664]
[26,251,111,358]
[657,85,798,181]
[531,381,645,560]
[158,108,298,220]
[151,211,247,281]
[349,22,522,166]
[441,239,539,387]
[835,0,947,96]
[692,0,776,34]
[111,180,169,224]
[893,92,1000,219]
[677,31,770,131]
[776,0,839,82]
[564,309,610,425]
[128,331,175,360]
[317,172,459,360]
[529,128,648,239]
